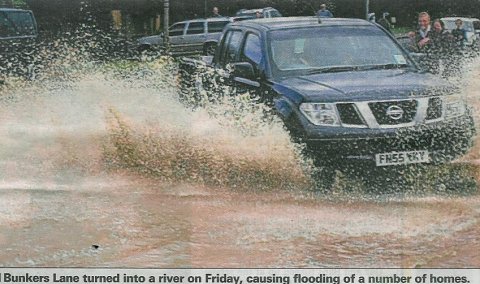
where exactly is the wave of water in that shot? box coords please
[0,51,313,191]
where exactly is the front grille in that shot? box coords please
[426,97,443,120]
[337,103,365,126]
[369,100,418,125]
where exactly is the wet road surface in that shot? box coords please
[0,175,479,267]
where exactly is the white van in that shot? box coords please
[441,17,480,47]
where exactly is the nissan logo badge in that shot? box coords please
[386,105,404,120]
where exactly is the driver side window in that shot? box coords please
[220,30,243,66]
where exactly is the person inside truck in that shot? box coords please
[272,39,310,70]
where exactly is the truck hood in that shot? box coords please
[275,69,454,103]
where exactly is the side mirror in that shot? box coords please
[232,62,256,80]
[409,52,426,61]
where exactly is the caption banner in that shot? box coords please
[0,269,478,284]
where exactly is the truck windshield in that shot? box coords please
[269,26,413,77]
[0,10,36,38]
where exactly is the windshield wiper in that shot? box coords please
[304,63,415,75]
[306,66,360,75]
[358,63,411,70]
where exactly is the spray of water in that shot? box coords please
[1,39,314,192]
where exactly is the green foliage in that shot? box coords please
[12,0,27,8]
[24,0,480,36]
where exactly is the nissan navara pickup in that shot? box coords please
[180,17,476,168]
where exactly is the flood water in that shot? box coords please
[0,53,479,267]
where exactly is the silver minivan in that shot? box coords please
[137,17,233,56]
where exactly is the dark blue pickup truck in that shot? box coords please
[180,17,475,170]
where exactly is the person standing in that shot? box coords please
[377,17,391,33]
[317,4,333,18]
[451,19,467,48]
[408,12,433,52]
[430,19,453,51]
[212,7,222,18]
[406,12,436,72]
[429,19,456,76]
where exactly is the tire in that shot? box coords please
[138,44,152,52]
[203,42,217,56]
[177,63,204,108]
[313,166,337,192]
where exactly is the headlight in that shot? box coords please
[444,96,467,119]
[299,103,340,126]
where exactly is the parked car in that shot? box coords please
[180,17,475,177]
[441,17,480,47]
[0,8,38,79]
[235,7,282,19]
[138,17,238,56]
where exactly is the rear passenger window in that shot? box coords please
[220,30,243,65]
[208,21,229,33]
[169,23,185,37]
[270,10,282,17]
[186,22,205,35]
[241,33,262,65]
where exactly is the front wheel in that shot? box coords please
[312,166,338,192]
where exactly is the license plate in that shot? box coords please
[375,150,430,167]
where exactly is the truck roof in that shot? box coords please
[173,17,232,25]
[232,17,373,31]
[237,7,277,13]
[0,8,32,12]
[441,17,480,22]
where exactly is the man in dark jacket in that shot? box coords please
[451,19,467,48]
[317,4,333,18]
[415,12,433,51]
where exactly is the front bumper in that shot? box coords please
[303,115,476,166]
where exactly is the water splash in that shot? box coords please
[1,35,479,194]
